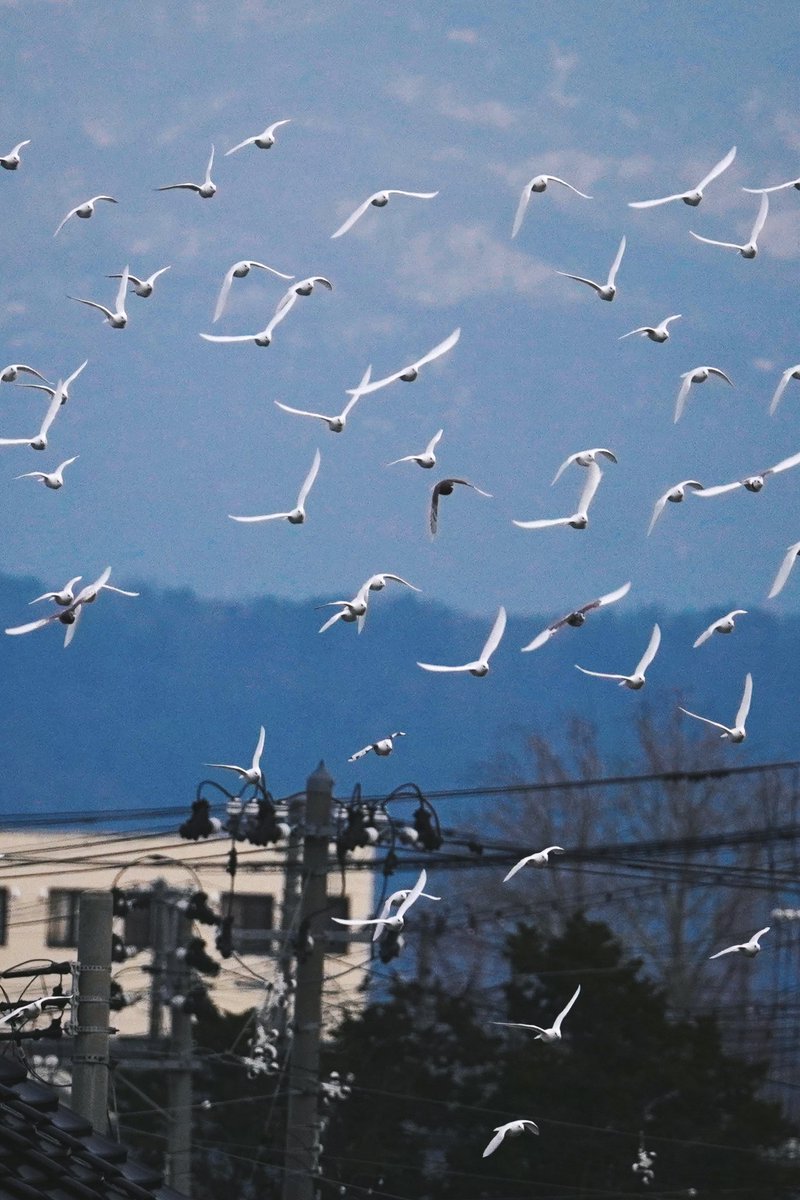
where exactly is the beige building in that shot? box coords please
[0,824,374,1036]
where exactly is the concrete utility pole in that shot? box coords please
[283,762,334,1200]
[166,906,193,1194]
[275,791,306,1044]
[72,890,113,1133]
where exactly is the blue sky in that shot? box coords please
[1,0,799,625]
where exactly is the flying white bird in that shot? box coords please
[693,610,748,647]
[768,542,800,600]
[648,480,704,535]
[1,363,50,384]
[349,329,460,397]
[619,315,681,343]
[156,145,216,197]
[225,119,292,155]
[229,449,321,525]
[492,985,581,1044]
[695,450,800,497]
[482,1120,539,1158]
[206,725,266,785]
[690,192,769,259]
[275,366,372,432]
[29,576,83,606]
[628,146,736,208]
[319,572,420,635]
[514,462,602,531]
[348,732,406,763]
[69,265,130,328]
[5,567,137,647]
[16,455,78,489]
[213,260,294,323]
[108,266,171,298]
[53,194,118,237]
[557,235,626,301]
[0,386,63,450]
[278,275,333,304]
[521,582,631,652]
[551,448,616,485]
[709,927,769,960]
[377,885,441,922]
[332,868,429,939]
[20,359,88,407]
[512,174,592,238]
[679,672,753,743]
[387,429,444,469]
[674,365,734,423]
[362,572,421,595]
[576,623,661,689]
[331,189,438,238]
[429,476,492,537]
[743,175,800,195]
[418,606,506,677]
[0,139,30,170]
[768,364,800,416]
[502,846,564,882]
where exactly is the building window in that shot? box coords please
[222,893,274,955]
[46,889,82,948]
[0,888,8,946]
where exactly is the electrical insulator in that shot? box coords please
[111,933,136,962]
[412,805,442,851]
[179,799,222,841]
[178,936,220,977]
[245,799,283,846]
[109,980,130,1011]
[215,915,234,959]
[180,891,219,925]
[171,985,218,1021]
[378,928,404,964]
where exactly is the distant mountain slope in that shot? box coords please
[0,572,797,823]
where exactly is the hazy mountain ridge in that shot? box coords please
[0,571,797,823]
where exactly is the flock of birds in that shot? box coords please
[2,119,798,1162]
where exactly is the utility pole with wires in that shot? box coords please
[283,761,334,1200]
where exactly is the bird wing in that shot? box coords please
[62,603,84,647]
[64,359,89,390]
[678,707,731,735]
[205,761,246,775]
[381,573,421,591]
[735,673,753,729]
[552,984,581,1033]
[628,192,689,209]
[265,119,292,138]
[297,448,321,508]
[752,926,771,944]
[768,541,800,599]
[10,140,30,156]
[318,610,346,634]
[547,175,592,198]
[426,428,444,454]
[513,516,572,530]
[696,145,736,191]
[69,296,115,320]
[53,206,80,236]
[417,661,471,673]
[743,178,799,194]
[213,265,238,322]
[5,614,60,635]
[709,943,741,960]
[607,235,626,286]
[575,666,626,682]
[647,493,669,536]
[551,453,576,484]
[396,869,428,918]
[225,136,256,156]
[274,401,327,420]
[229,511,289,523]
[502,856,534,882]
[674,374,694,423]
[767,448,800,477]
[0,436,38,446]
[695,481,742,497]
[596,581,632,608]
[769,367,799,416]
[74,567,112,603]
[693,621,718,648]
[577,461,602,513]
[15,471,46,481]
[114,265,130,315]
[482,1129,506,1158]
[148,266,171,285]
[38,387,64,440]
[156,183,201,192]
[331,916,385,926]
[556,271,602,293]
[331,194,377,238]
[619,326,648,340]
[201,332,261,344]
[511,183,532,239]
[250,261,295,280]
[347,745,372,762]
[387,189,439,199]
[750,191,769,241]
[429,486,442,537]
[251,726,266,774]
[411,327,461,372]
[340,365,373,419]
[689,232,742,250]
[707,367,734,386]
[57,456,79,472]
[520,624,557,653]
[480,606,507,663]
[491,1021,548,1033]
[102,585,139,597]
[204,145,215,184]
[636,623,661,674]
